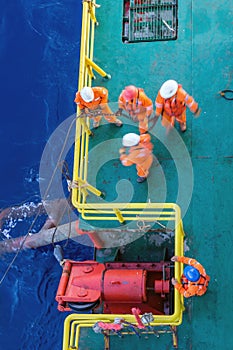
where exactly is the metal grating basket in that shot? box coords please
[123,0,178,43]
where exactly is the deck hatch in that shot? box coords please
[123,0,178,43]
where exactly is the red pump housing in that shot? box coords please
[56,260,172,315]
[103,269,147,303]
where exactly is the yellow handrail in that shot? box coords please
[63,314,181,350]
[72,0,109,209]
[66,3,185,348]
[62,203,185,349]
[72,2,183,226]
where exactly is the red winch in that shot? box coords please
[56,260,172,315]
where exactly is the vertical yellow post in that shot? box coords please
[113,209,125,224]
[171,326,178,348]
[86,64,95,80]
[80,118,93,136]
[76,109,92,136]
[104,332,110,350]
[83,0,100,25]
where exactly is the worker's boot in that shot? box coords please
[137,176,147,183]
[179,122,186,132]
[115,119,123,127]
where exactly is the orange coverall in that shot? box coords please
[119,134,153,177]
[119,88,153,134]
[155,85,199,128]
[74,87,118,125]
[174,256,210,298]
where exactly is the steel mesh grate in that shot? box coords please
[123,0,178,43]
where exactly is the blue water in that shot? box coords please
[0,1,93,349]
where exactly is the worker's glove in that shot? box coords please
[81,107,91,115]
[171,278,178,286]
[194,107,201,118]
[115,108,123,116]
[171,256,178,262]
[119,147,126,155]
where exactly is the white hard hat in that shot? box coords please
[160,80,178,99]
[122,133,140,147]
[80,87,94,102]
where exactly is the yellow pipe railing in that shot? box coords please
[85,56,111,79]
[62,203,184,349]
[72,2,183,226]
[72,0,110,210]
[71,2,184,230]
[66,3,185,348]
[63,316,180,350]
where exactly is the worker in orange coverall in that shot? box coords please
[117,85,153,134]
[155,80,201,132]
[119,133,153,183]
[74,86,122,128]
[171,255,210,298]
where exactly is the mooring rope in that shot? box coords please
[0,117,77,285]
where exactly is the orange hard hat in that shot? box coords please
[122,85,138,100]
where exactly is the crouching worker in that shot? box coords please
[74,86,122,129]
[117,85,153,134]
[119,133,153,183]
[171,255,210,298]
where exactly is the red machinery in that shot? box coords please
[56,260,173,315]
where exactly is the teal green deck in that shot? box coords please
[77,1,233,349]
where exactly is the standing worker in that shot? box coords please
[171,255,210,298]
[119,133,153,183]
[155,80,201,132]
[74,86,123,129]
[117,85,153,134]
